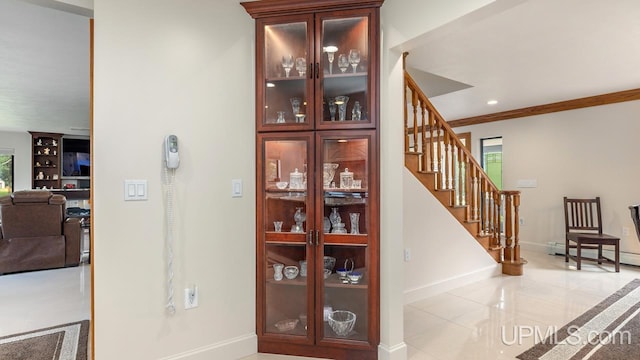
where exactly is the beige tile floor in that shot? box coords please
[1,251,638,360]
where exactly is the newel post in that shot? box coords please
[502,191,526,275]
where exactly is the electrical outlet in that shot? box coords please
[404,248,411,262]
[184,286,199,309]
[622,227,630,237]
[519,217,525,226]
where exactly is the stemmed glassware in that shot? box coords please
[282,54,294,78]
[324,46,338,74]
[295,57,306,77]
[338,54,349,73]
[348,49,360,73]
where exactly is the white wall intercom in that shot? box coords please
[165,135,180,169]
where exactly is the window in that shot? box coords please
[481,137,502,190]
[0,152,14,196]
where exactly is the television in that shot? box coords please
[62,137,90,178]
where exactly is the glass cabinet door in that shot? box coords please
[258,133,315,341]
[259,16,313,131]
[316,131,376,343]
[316,10,376,130]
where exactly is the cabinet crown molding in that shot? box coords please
[241,0,384,18]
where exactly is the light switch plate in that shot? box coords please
[124,180,148,201]
[232,179,243,198]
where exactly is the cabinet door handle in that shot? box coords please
[308,230,314,246]
[309,63,313,79]
[315,62,320,79]
[315,230,320,246]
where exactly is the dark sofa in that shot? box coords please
[0,190,81,274]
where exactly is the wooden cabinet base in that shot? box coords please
[259,340,377,360]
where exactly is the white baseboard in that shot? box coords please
[404,264,500,304]
[544,241,640,267]
[378,342,408,360]
[158,333,257,360]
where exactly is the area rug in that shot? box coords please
[517,279,640,360]
[0,320,89,360]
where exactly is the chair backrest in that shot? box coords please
[630,204,640,241]
[0,190,65,238]
[564,197,603,234]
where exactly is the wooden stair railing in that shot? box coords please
[403,67,526,275]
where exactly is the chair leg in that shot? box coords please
[565,238,569,263]
[598,245,603,264]
[576,242,581,270]
[615,243,620,273]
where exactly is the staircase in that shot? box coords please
[403,57,526,275]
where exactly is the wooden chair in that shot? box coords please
[564,197,620,272]
[630,204,640,242]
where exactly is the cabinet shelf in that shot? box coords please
[265,232,368,246]
[266,272,367,289]
[324,233,368,246]
[266,231,307,244]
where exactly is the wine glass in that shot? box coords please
[295,57,306,77]
[282,54,294,78]
[324,45,338,74]
[337,54,349,73]
[348,49,360,73]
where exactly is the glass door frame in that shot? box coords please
[257,131,316,344]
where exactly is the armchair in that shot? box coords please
[0,190,81,274]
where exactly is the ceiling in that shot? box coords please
[0,0,90,136]
[1,0,639,136]
[403,0,640,121]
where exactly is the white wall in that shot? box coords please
[382,0,495,49]
[93,0,256,359]
[455,100,640,255]
[402,168,498,302]
[0,131,32,191]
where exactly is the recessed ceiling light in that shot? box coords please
[487,99,498,105]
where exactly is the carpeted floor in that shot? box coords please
[0,320,89,360]
[517,279,640,360]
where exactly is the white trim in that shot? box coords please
[378,341,408,360]
[0,147,15,155]
[157,333,256,360]
[404,264,500,304]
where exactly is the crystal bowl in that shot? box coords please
[275,318,299,332]
[347,272,362,283]
[336,268,351,277]
[275,181,288,189]
[284,265,299,279]
[328,310,356,337]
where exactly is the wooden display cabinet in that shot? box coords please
[244,1,382,358]
[243,1,382,358]
[29,131,63,190]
